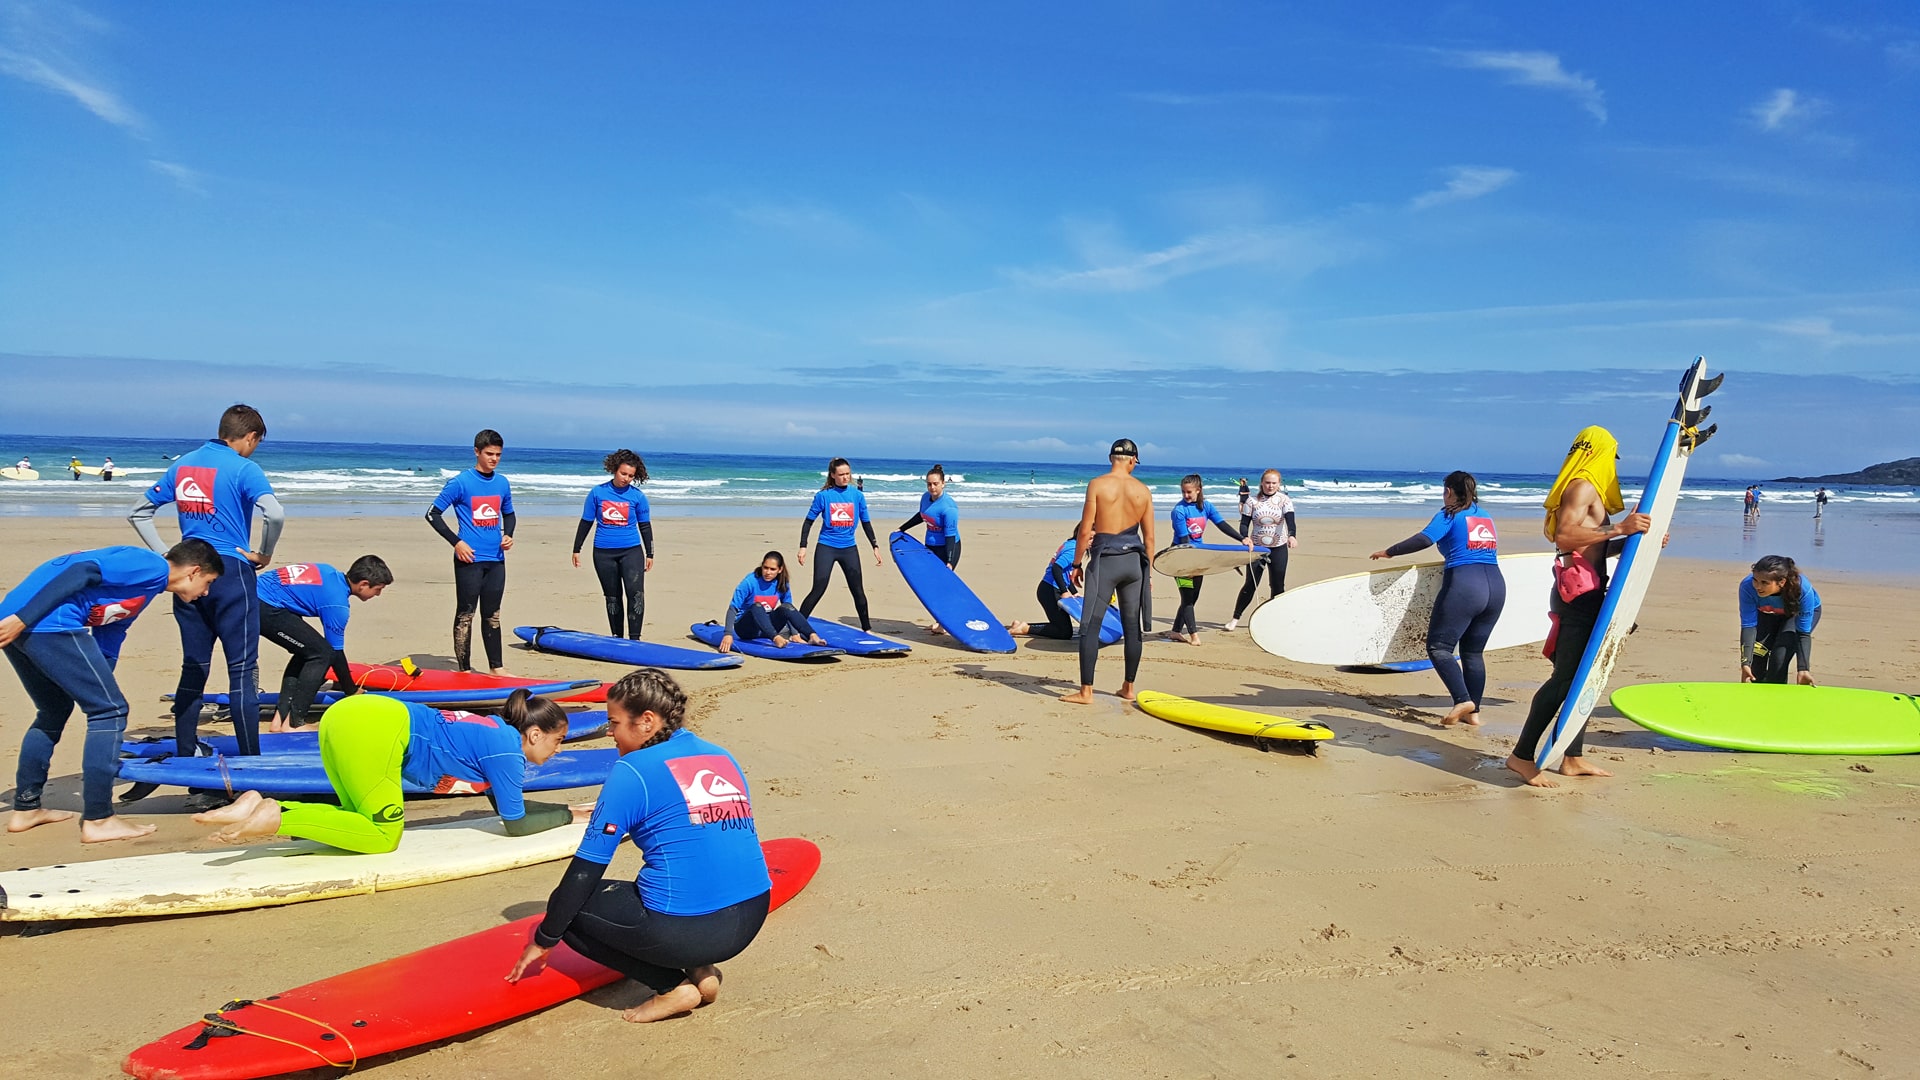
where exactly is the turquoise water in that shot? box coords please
[2,433,1914,574]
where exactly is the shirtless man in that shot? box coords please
[1507,425,1650,787]
[1062,439,1156,705]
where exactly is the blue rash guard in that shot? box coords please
[399,704,530,819]
[574,728,773,915]
[581,481,649,552]
[805,485,869,549]
[1739,575,1822,634]
[1170,499,1233,545]
[1420,504,1501,567]
[145,439,275,554]
[256,562,353,649]
[1042,538,1078,590]
[0,547,170,662]
[724,571,793,626]
[433,469,515,562]
[914,492,960,547]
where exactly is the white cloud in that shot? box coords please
[1410,166,1516,210]
[147,158,205,194]
[0,44,141,131]
[1718,453,1770,469]
[1447,50,1606,123]
[1748,88,1825,131]
[1007,223,1358,292]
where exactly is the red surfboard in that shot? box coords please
[349,663,610,704]
[123,838,821,1080]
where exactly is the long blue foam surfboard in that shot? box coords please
[808,620,912,656]
[186,679,599,710]
[1536,359,1721,770]
[1335,659,1435,674]
[889,532,1016,653]
[1058,596,1124,646]
[115,747,620,796]
[121,711,610,759]
[513,626,744,670]
[687,621,843,662]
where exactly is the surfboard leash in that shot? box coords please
[186,998,360,1070]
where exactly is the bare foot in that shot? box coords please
[1008,621,1031,636]
[193,789,263,826]
[621,981,703,1023]
[1184,633,1201,647]
[1504,754,1559,788]
[210,797,283,844]
[1558,756,1613,778]
[930,624,947,636]
[690,964,722,1005]
[773,634,790,648]
[80,816,159,843]
[7,807,78,833]
[808,635,826,646]
[1116,681,1137,701]
[267,718,290,734]
[1060,686,1096,705]
[1439,702,1478,727]
[489,668,512,678]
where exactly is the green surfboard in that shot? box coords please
[1610,683,1920,755]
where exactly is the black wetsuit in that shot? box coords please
[1078,526,1151,686]
[1514,551,1608,762]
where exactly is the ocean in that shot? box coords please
[2,434,1915,576]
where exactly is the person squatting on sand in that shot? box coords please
[1062,439,1155,704]
[1739,554,1822,686]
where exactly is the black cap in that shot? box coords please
[1108,438,1139,459]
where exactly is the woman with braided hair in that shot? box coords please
[508,668,773,1023]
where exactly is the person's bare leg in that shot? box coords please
[1558,756,1612,778]
[210,798,283,843]
[7,807,77,833]
[193,788,263,825]
[1116,680,1137,701]
[1061,685,1096,704]
[80,815,158,842]
[1504,754,1559,788]
[621,981,703,1023]
[690,964,722,1004]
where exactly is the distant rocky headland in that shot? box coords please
[1773,457,1920,485]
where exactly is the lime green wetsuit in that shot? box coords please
[276,694,412,853]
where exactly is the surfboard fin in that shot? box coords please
[118,782,160,803]
[1681,423,1718,451]
[1694,371,1724,399]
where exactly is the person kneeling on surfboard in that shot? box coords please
[1369,471,1507,727]
[259,554,394,733]
[1009,535,1082,640]
[2,540,223,843]
[718,551,826,652]
[1062,439,1156,704]
[1739,554,1821,686]
[508,668,774,1024]
[1509,427,1650,788]
[193,689,587,850]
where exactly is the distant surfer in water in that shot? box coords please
[1509,426,1650,787]
[1009,535,1081,640]
[1062,439,1155,704]
[798,458,882,632]
[1224,470,1297,632]
[1167,474,1250,645]
[1739,554,1820,686]
[574,449,655,639]
[428,429,515,674]
[896,464,961,635]
[1814,487,1829,518]
[195,689,585,850]
[718,551,825,652]
[509,669,774,1024]
[101,456,114,481]
[1370,471,1506,726]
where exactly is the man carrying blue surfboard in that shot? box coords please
[1507,427,1650,788]
[1061,439,1155,705]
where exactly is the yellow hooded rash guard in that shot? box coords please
[1542,425,1625,542]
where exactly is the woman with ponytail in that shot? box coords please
[509,668,774,1024]
[1740,555,1822,686]
[193,687,583,851]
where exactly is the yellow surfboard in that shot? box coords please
[1135,690,1333,743]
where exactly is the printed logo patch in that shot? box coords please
[278,563,323,586]
[827,501,855,528]
[433,776,488,795]
[87,596,149,626]
[599,501,630,527]
[664,754,753,827]
[176,466,218,517]
[1466,517,1498,550]
[602,822,620,835]
[1186,519,1207,539]
[441,710,500,728]
[753,594,780,611]
[470,495,502,528]
[965,619,989,631]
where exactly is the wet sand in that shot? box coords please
[3,514,1917,1078]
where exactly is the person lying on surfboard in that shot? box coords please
[718,551,826,652]
[508,668,774,1024]
[193,689,589,850]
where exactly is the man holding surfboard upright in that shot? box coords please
[1507,427,1649,788]
[1062,439,1155,705]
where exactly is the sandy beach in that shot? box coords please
[3,512,1917,1078]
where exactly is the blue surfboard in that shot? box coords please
[688,621,844,662]
[121,710,609,759]
[1335,659,1435,674]
[185,679,599,710]
[889,532,1016,654]
[1058,596,1124,646]
[115,746,620,796]
[514,626,744,670]
[808,620,912,656]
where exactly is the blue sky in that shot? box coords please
[2,1,1916,474]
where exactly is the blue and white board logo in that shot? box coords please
[965,620,989,631]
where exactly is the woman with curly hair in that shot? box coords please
[574,449,655,638]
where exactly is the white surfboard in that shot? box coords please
[1249,551,1556,666]
[1153,542,1266,578]
[0,819,586,921]
[0,467,39,481]
[1536,359,1720,769]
